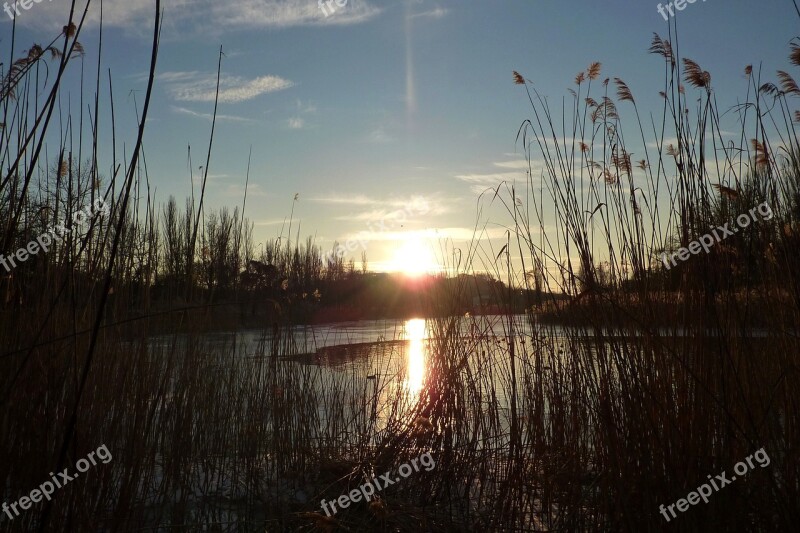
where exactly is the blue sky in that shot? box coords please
[2,0,798,274]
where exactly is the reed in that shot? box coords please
[1,2,799,531]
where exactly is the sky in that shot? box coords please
[2,0,798,276]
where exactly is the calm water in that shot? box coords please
[147,314,559,428]
[149,315,759,436]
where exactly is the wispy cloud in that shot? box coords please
[219,183,269,198]
[287,117,305,129]
[335,208,423,223]
[646,137,681,149]
[212,0,382,29]
[161,72,293,104]
[254,218,288,227]
[8,0,382,33]
[343,227,509,243]
[190,172,236,185]
[337,204,452,222]
[457,166,539,184]
[172,106,256,123]
[410,7,448,19]
[310,194,429,210]
[366,126,393,144]
[296,100,317,114]
[494,160,531,170]
[309,194,380,206]
[455,172,527,195]
[456,158,549,194]
[313,194,453,226]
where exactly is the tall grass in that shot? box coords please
[1,2,800,532]
[470,27,800,530]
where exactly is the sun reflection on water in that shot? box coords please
[404,318,427,396]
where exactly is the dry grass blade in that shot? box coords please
[760,82,780,96]
[602,96,618,119]
[791,42,800,66]
[614,78,634,102]
[649,33,675,64]
[683,58,711,89]
[612,147,632,176]
[27,45,43,60]
[751,139,770,167]
[588,61,601,80]
[777,70,800,95]
[712,183,740,199]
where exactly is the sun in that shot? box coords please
[388,236,440,277]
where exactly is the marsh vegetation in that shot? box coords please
[1,2,799,531]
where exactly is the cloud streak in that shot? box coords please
[171,106,256,123]
[8,0,382,33]
[161,72,294,104]
[410,8,448,19]
[310,194,432,210]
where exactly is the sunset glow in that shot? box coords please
[387,236,440,277]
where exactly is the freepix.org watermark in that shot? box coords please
[656,0,707,21]
[659,447,770,522]
[3,0,54,21]
[320,452,436,516]
[660,201,773,270]
[0,198,109,274]
[2,444,113,521]
[318,0,347,18]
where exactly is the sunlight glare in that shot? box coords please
[404,318,427,396]
[390,237,439,277]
